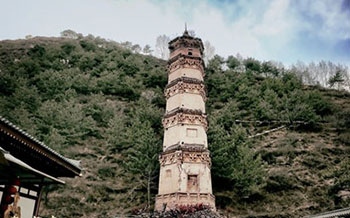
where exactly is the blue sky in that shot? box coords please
[0,0,349,66]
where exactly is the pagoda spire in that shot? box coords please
[183,22,189,36]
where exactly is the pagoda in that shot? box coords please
[155,29,215,211]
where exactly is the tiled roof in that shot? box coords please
[0,115,82,173]
[304,207,350,218]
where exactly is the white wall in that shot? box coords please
[0,190,35,218]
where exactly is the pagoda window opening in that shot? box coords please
[187,175,199,192]
[188,48,193,56]
[186,128,198,138]
[166,169,172,178]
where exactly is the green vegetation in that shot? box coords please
[0,34,349,217]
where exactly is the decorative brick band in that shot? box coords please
[164,108,205,118]
[167,54,205,75]
[165,77,206,101]
[155,192,215,211]
[162,111,208,130]
[159,149,211,167]
[166,77,203,88]
[164,143,207,153]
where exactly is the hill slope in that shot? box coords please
[0,35,349,217]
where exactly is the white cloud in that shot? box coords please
[190,2,263,58]
[0,0,348,66]
[253,0,292,36]
[295,0,350,40]
[187,0,303,62]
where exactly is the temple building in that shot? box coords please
[155,29,215,211]
[0,116,82,218]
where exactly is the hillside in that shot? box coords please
[0,35,349,218]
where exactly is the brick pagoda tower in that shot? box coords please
[155,29,215,211]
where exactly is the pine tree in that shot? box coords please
[328,70,345,89]
[123,119,161,210]
[208,121,265,197]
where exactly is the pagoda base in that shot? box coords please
[155,192,215,211]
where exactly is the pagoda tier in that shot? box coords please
[165,76,207,114]
[165,77,207,102]
[156,147,214,210]
[162,108,208,150]
[167,54,205,83]
[163,108,208,132]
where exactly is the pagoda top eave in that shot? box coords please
[169,34,203,45]
[168,35,204,52]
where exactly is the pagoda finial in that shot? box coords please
[183,22,189,36]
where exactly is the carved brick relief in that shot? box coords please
[168,56,205,76]
[182,152,211,165]
[159,150,211,166]
[162,112,208,130]
[165,81,207,101]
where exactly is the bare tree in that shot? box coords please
[203,40,215,65]
[60,29,82,39]
[121,41,133,50]
[291,61,315,85]
[155,35,170,60]
[131,44,141,53]
[291,60,350,91]
[343,69,350,90]
[142,44,153,55]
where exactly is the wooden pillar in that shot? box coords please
[33,183,43,217]
[0,185,10,218]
